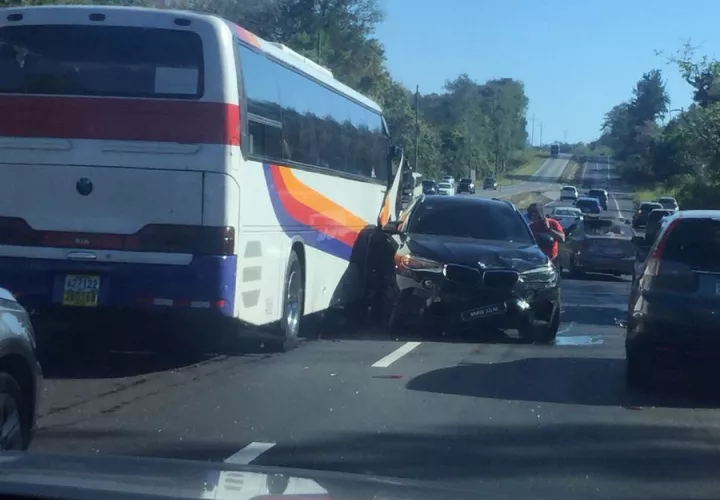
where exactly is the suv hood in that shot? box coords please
[406,234,549,272]
[0,453,486,500]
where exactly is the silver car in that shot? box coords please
[0,287,42,450]
[550,206,583,230]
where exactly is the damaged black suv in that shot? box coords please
[382,195,561,342]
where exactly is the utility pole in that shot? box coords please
[531,114,535,146]
[414,85,420,172]
[539,122,543,146]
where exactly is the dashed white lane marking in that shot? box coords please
[372,341,422,368]
[224,442,276,464]
[606,161,622,215]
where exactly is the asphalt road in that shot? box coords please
[477,153,571,199]
[30,160,720,499]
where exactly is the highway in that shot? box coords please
[30,160,720,500]
[477,153,571,199]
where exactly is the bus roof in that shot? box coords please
[3,4,383,114]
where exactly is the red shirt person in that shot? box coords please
[527,203,565,261]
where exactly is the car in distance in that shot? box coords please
[436,182,455,196]
[382,195,561,342]
[560,185,578,202]
[483,177,498,190]
[549,206,583,230]
[626,211,720,388]
[587,188,608,210]
[457,178,475,194]
[558,216,636,277]
[421,180,438,195]
[657,196,679,211]
[574,196,602,215]
[0,287,42,450]
[632,202,663,229]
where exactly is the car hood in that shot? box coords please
[405,234,549,272]
[0,453,488,500]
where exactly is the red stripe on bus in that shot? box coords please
[0,95,240,145]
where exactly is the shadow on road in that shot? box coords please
[240,422,720,494]
[406,357,720,409]
[34,319,264,380]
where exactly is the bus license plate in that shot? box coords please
[62,275,100,307]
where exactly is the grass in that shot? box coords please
[496,154,547,186]
[508,191,553,209]
[634,183,681,205]
[558,160,582,185]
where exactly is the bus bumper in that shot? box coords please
[0,255,237,322]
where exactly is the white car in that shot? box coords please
[550,206,583,229]
[560,185,578,201]
[437,182,455,196]
[657,196,679,211]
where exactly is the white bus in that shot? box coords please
[0,5,405,351]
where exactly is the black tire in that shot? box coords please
[626,350,653,390]
[0,372,31,451]
[518,306,560,343]
[266,250,304,353]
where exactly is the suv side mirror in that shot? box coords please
[382,220,404,235]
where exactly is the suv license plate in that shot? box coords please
[462,303,506,322]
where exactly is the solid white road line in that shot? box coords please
[372,341,422,368]
[224,442,276,464]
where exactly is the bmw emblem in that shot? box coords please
[76,177,93,196]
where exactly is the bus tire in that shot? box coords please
[267,250,304,353]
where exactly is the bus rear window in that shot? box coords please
[0,25,204,99]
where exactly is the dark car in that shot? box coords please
[483,177,498,190]
[457,178,475,194]
[632,202,663,228]
[626,211,720,388]
[645,208,675,243]
[558,216,636,277]
[587,188,608,210]
[382,196,561,342]
[574,196,601,215]
[0,286,42,450]
[421,180,437,195]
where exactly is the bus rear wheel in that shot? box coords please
[267,250,304,352]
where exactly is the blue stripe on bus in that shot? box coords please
[0,255,236,316]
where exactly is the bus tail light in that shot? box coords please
[0,217,235,255]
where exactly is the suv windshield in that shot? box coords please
[588,190,607,199]
[408,202,532,243]
[662,219,720,272]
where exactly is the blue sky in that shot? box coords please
[375,0,720,144]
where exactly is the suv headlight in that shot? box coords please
[396,254,444,273]
[517,264,558,288]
